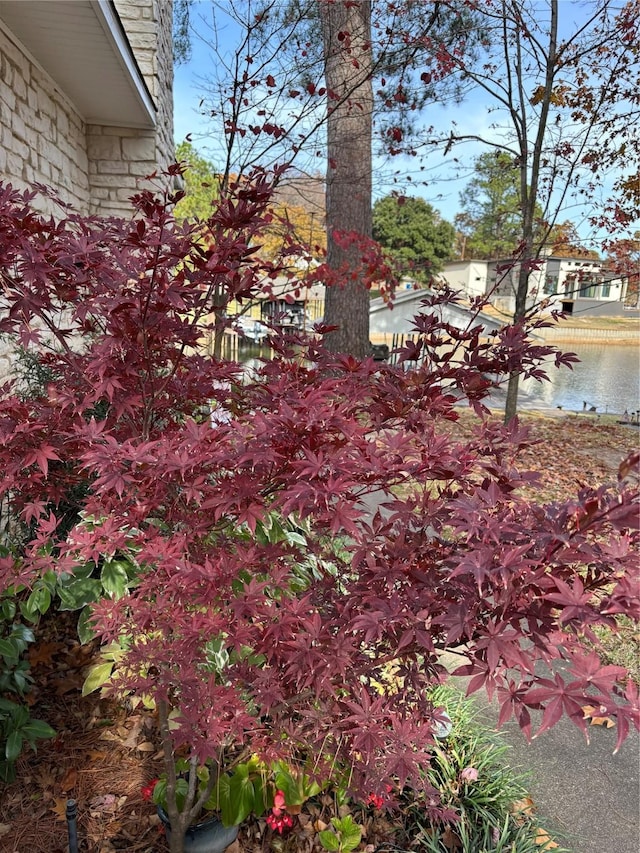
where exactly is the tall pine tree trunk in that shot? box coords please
[503,261,530,422]
[320,0,373,357]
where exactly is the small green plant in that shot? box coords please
[147,757,268,827]
[0,696,55,782]
[0,589,56,781]
[145,755,324,830]
[318,814,363,853]
[273,759,323,811]
[0,603,35,696]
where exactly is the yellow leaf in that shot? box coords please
[531,85,546,105]
[511,795,536,817]
[50,797,69,822]
[582,705,616,728]
[87,749,108,761]
[536,828,559,849]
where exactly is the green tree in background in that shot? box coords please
[173,141,221,221]
[373,195,455,283]
[455,152,543,260]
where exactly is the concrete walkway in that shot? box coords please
[477,701,640,853]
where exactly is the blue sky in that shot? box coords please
[173,35,506,229]
[172,1,630,249]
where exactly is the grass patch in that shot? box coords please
[390,686,569,852]
[591,616,640,684]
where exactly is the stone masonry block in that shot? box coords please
[127,159,157,177]
[11,69,27,101]
[122,135,156,160]
[11,114,27,142]
[90,173,134,188]
[87,135,122,159]
[38,90,56,118]
[27,85,38,112]
[0,84,17,113]
[101,126,140,137]
[96,160,129,174]
[0,36,29,73]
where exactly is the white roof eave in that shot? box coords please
[0,0,156,129]
[94,0,156,127]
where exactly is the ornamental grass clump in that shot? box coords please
[395,687,570,852]
[0,172,637,852]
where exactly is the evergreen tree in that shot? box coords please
[373,195,455,282]
[455,152,542,259]
[173,141,221,221]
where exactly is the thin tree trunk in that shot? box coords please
[320,0,373,358]
[504,260,530,422]
[504,0,558,423]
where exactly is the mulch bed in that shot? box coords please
[0,612,165,852]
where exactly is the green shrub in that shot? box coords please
[0,593,55,782]
[0,696,55,782]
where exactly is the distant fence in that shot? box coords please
[535,327,639,343]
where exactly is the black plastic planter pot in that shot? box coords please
[157,807,239,853]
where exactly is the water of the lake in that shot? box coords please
[237,340,640,416]
[517,342,640,415]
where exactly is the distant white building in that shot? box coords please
[438,256,635,317]
[369,288,503,343]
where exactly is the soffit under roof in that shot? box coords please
[0,0,155,128]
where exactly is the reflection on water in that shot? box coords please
[519,343,640,414]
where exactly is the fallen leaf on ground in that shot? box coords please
[60,768,78,791]
[122,717,144,747]
[511,796,536,815]
[54,673,85,695]
[536,828,559,849]
[87,749,108,761]
[0,824,10,837]
[582,705,616,727]
[49,797,69,822]
[89,794,118,812]
[442,824,462,850]
[28,641,65,667]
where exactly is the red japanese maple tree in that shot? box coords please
[0,173,637,850]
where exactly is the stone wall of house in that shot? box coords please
[0,1,174,382]
[0,21,90,215]
[0,0,173,218]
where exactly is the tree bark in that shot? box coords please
[320,0,373,358]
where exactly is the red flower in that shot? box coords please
[266,812,294,833]
[266,790,293,833]
[272,789,286,814]
[367,792,384,809]
[141,779,159,801]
